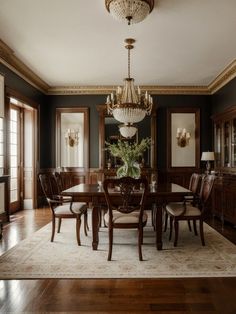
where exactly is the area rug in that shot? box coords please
[0,215,235,279]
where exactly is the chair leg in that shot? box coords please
[187,220,192,232]
[84,210,88,236]
[51,216,56,242]
[152,204,156,231]
[164,211,168,232]
[193,220,198,235]
[199,219,205,246]
[108,226,113,261]
[174,219,179,247]
[169,216,173,241]
[76,215,82,246]
[0,222,3,240]
[57,218,62,233]
[138,227,143,261]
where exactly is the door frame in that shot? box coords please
[5,88,40,211]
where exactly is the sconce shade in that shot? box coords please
[201,152,215,161]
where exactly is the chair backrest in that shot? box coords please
[103,176,148,220]
[38,173,59,200]
[199,174,215,206]
[189,173,203,194]
[55,172,64,192]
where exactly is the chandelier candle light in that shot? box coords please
[106,38,153,138]
[105,0,154,25]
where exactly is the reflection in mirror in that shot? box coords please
[97,104,156,170]
[105,116,151,168]
[56,108,89,169]
[61,113,84,167]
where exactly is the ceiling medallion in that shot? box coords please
[105,0,154,25]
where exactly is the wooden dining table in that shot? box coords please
[62,183,192,250]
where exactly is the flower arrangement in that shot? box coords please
[105,138,151,178]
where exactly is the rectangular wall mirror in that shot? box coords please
[56,108,89,169]
[167,108,200,169]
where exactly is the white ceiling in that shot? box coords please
[0,0,236,88]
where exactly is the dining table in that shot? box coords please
[62,182,192,250]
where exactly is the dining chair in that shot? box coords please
[39,173,88,245]
[165,174,215,247]
[103,176,148,261]
[164,172,203,233]
[55,172,89,233]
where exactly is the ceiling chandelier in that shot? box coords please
[105,0,154,25]
[106,38,153,138]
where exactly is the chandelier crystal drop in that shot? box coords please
[105,0,154,25]
[106,38,153,128]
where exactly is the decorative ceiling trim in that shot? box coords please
[208,60,236,94]
[47,85,210,95]
[0,39,49,93]
[0,39,236,96]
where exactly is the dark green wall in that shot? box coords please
[42,95,105,168]
[211,77,236,114]
[44,94,212,169]
[0,62,216,170]
[0,64,45,104]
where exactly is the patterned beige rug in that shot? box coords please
[0,216,235,279]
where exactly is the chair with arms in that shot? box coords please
[39,173,88,245]
[164,172,203,233]
[55,171,89,234]
[103,176,148,261]
[165,174,215,247]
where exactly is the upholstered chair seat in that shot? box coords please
[104,210,148,225]
[165,203,201,217]
[54,202,87,216]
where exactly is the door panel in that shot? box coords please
[9,106,21,212]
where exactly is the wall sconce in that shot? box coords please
[176,128,191,147]
[65,129,79,147]
[201,151,215,174]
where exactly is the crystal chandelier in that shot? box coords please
[105,0,154,25]
[106,38,153,135]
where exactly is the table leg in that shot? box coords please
[156,204,163,250]
[92,206,100,250]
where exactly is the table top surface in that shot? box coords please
[62,183,191,195]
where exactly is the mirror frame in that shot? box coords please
[96,104,157,170]
[56,107,89,169]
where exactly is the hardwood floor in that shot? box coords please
[0,208,236,313]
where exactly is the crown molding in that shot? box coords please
[47,85,210,95]
[0,39,236,96]
[0,39,50,93]
[208,59,236,94]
